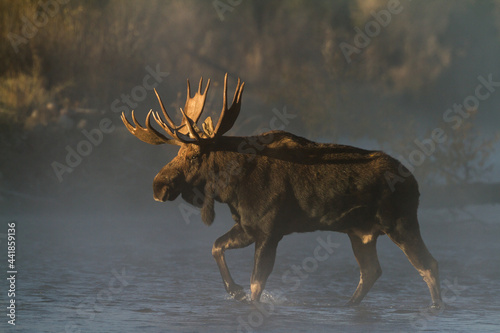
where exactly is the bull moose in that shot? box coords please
[121,73,442,307]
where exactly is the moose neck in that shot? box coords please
[206,141,251,205]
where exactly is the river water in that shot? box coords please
[1,204,500,332]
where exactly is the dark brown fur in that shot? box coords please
[153,130,442,306]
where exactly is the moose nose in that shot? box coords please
[153,183,168,202]
[153,176,168,202]
[153,192,167,202]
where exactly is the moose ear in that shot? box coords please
[202,116,215,138]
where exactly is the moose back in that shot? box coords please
[121,74,442,307]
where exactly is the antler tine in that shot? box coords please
[151,110,193,143]
[186,78,191,100]
[178,77,210,137]
[213,73,245,137]
[121,110,180,145]
[179,107,201,141]
[185,76,209,100]
[154,88,177,129]
[199,76,210,96]
[152,87,204,143]
[152,111,176,138]
[223,74,228,111]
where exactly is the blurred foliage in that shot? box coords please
[390,112,500,187]
[424,113,500,185]
[0,0,499,205]
[0,55,71,123]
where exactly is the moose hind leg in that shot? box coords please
[346,232,382,305]
[387,219,442,307]
[250,237,281,302]
[212,223,254,300]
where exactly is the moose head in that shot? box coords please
[121,74,244,225]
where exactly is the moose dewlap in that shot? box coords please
[121,73,442,307]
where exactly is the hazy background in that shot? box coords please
[1,0,500,214]
[1,0,500,215]
[1,1,500,332]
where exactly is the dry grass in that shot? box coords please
[0,56,71,122]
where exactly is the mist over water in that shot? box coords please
[2,1,500,332]
[1,203,499,332]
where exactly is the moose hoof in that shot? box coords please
[344,299,360,307]
[229,285,247,301]
[430,301,444,310]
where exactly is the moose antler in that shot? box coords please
[180,77,210,135]
[121,73,244,144]
[121,110,181,145]
[214,73,245,137]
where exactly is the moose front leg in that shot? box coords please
[250,237,281,302]
[212,223,254,300]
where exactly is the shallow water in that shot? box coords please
[2,205,500,332]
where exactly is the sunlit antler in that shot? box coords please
[121,73,245,144]
[154,78,210,140]
[121,110,180,145]
[154,88,178,130]
[213,73,245,137]
[180,77,210,135]
[153,89,198,143]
